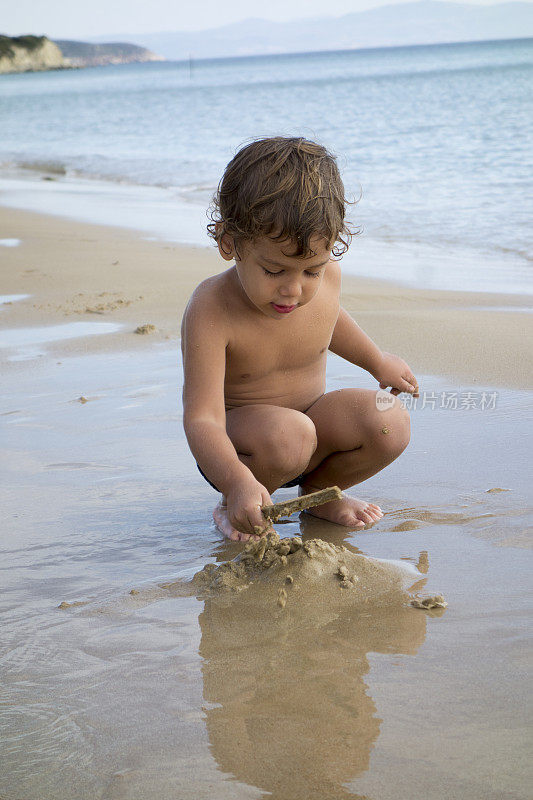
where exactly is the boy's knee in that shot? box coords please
[261,412,317,476]
[375,396,410,454]
[295,414,318,465]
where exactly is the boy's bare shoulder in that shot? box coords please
[186,270,231,305]
[183,269,235,328]
[320,258,342,302]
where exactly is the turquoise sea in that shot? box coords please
[1,37,532,292]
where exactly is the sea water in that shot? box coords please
[0,38,532,293]
[1,347,532,799]
[1,38,532,799]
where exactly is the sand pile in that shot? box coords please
[57,532,445,615]
[192,531,417,609]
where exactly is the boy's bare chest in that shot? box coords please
[225,303,337,382]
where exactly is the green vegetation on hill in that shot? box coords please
[0,34,47,57]
[54,40,154,60]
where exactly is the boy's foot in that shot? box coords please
[213,502,262,543]
[300,486,383,529]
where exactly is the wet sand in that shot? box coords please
[0,206,532,799]
[1,206,532,387]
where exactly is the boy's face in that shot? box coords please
[219,234,332,319]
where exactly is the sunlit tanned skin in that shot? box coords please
[181,233,419,542]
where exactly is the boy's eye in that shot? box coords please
[262,267,322,277]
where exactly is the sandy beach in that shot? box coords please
[1,206,532,387]
[1,205,532,799]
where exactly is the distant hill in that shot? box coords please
[0,35,164,74]
[0,35,66,73]
[54,40,164,67]
[90,1,533,60]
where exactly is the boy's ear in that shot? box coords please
[218,234,236,261]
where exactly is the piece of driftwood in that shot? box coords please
[261,486,342,522]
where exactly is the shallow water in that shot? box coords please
[0,321,123,361]
[1,346,531,799]
[1,38,532,294]
[0,293,29,304]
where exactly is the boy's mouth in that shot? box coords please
[271,303,297,314]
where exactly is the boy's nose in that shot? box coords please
[279,279,302,299]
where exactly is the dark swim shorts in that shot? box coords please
[196,463,305,494]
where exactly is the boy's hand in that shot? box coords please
[226,475,273,538]
[373,351,419,397]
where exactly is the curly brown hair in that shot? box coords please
[207,137,356,258]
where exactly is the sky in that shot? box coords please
[2,0,517,39]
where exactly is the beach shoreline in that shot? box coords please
[1,205,532,389]
[2,166,532,296]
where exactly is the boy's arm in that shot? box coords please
[329,307,419,396]
[181,288,271,534]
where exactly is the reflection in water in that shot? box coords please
[198,581,427,800]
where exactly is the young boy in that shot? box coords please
[182,137,419,542]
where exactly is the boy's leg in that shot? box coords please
[213,404,318,541]
[301,388,411,528]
